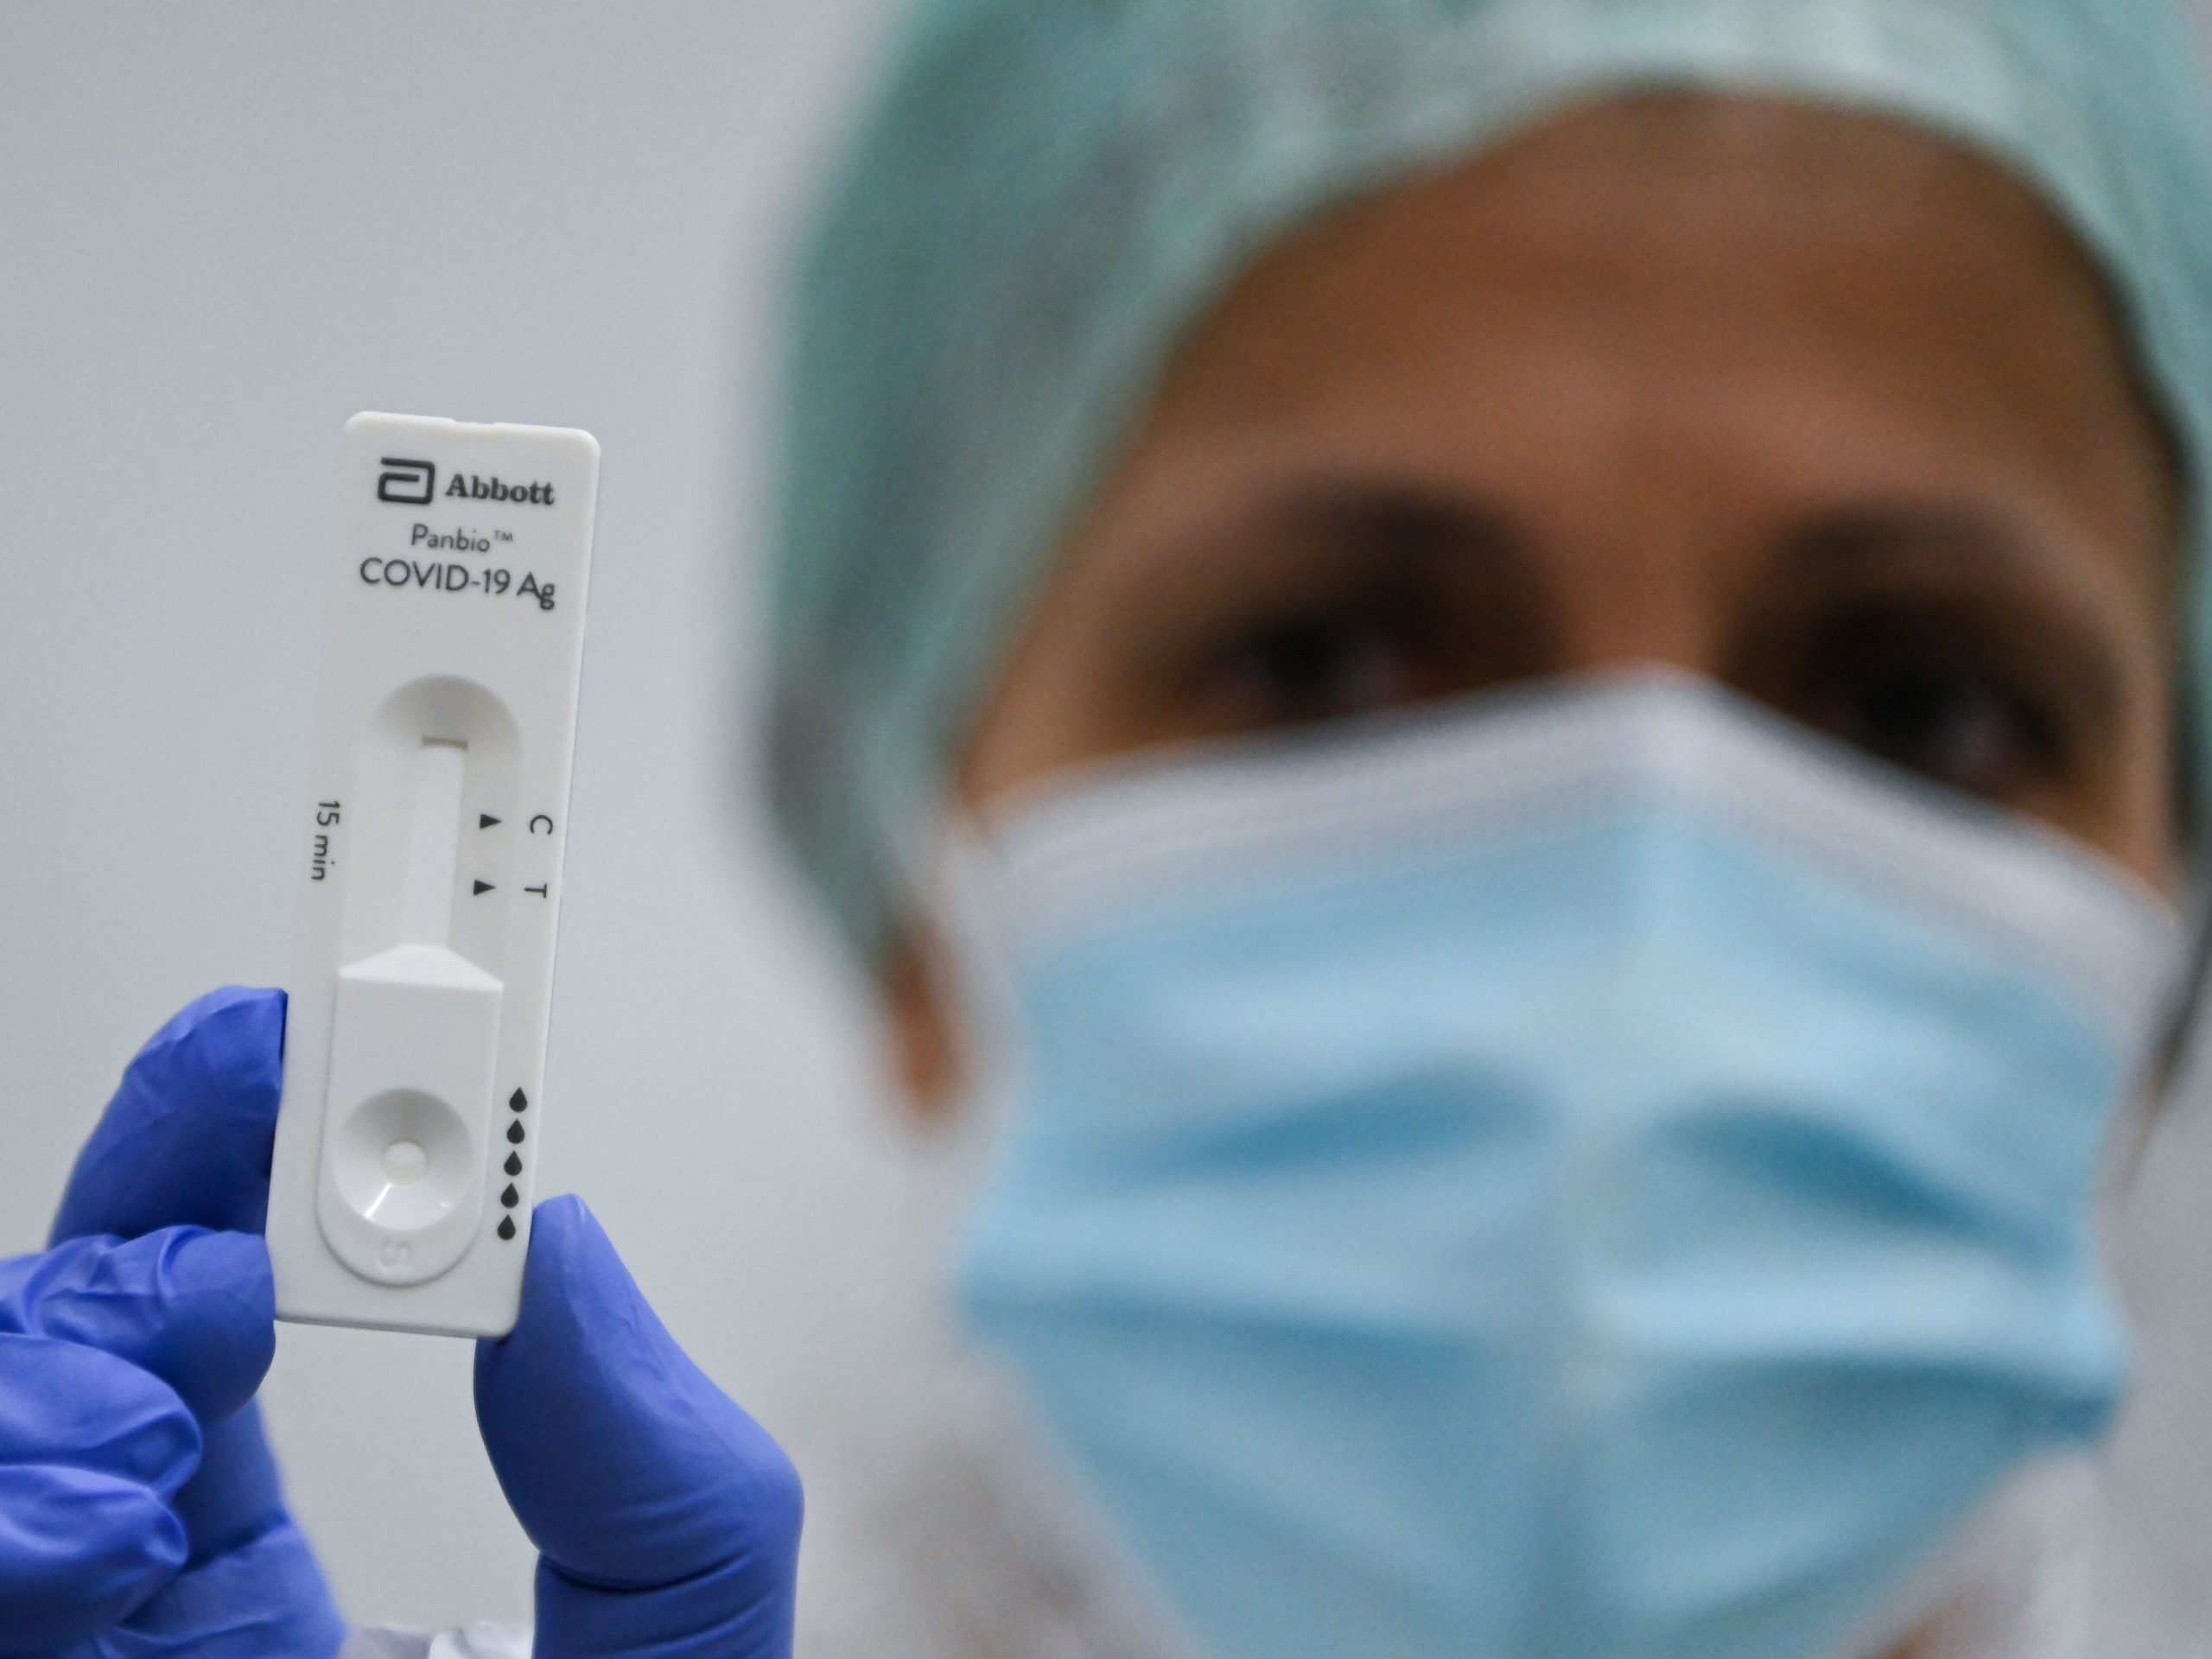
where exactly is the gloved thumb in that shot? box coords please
[52,988,286,1245]
[474,1196,803,1659]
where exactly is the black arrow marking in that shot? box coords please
[497,1217,517,1241]
[473,879,494,895]
[500,1183,519,1208]
[480,813,501,830]
[504,1150,523,1177]
[509,1088,528,1112]
[506,1119,525,1144]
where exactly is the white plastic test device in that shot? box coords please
[268,413,598,1338]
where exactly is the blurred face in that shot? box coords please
[893,94,2184,1093]
[911,94,2189,1658]
[967,94,2182,840]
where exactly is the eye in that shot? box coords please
[1195,605,1426,731]
[1785,609,2078,806]
[1835,660,2055,797]
[1123,490,1548,744]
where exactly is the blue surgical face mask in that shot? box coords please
[925,672,2180,1659]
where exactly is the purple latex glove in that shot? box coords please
[8,985,803,1658]
[475,1198,804,1659]
[5,986,346,1656]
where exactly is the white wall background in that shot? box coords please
[6,3,2212,1650]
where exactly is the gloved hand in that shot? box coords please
[475,1198,804,1659]
[2,985,346,1656]
[3,982,804,1659]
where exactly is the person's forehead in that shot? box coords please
[1105,97,2171,543]
[1152,98,2118,412]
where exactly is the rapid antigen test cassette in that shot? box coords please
[268,413,598,1338]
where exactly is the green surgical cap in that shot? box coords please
[769,0,2212,964]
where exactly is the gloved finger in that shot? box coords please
[87,1406,351,1659]
[171,1402,293,1567]
[0,1465,188,1655]
[0,1334,202,1497]
[79,1513,340,1656]
[0,1230,275,1426]
[41,993,302,1567]
[0,1336,197,1653]
[475,1197,803,1659]
[50,987,286,1247]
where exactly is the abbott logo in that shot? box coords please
[377,457,436,505]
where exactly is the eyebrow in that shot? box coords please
[1783,500,2162,645]
[1779,499,2155,708]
